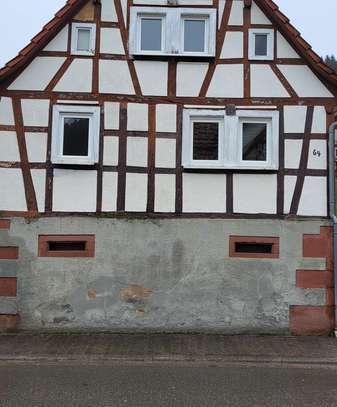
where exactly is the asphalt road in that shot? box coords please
[1,362,337,406]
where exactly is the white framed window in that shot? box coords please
[129,7,216,57]
[51,105,100,165]
[182,109,279,170]
[248,28,274,60]
[71,23,96,55]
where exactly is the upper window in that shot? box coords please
[182,109,279,170]
[71,23,96,56]
[129,7,216,57]
[51,105,100,165]
[248,29,274,60]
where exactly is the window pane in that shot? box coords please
[184,20,205,52]
[141,18,162,51]
[255,34,268,56]
[193,122,219,160]
[77,29,91,51]
[242,123,267,161]
[63,118,89,156]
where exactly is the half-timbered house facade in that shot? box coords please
[0,0,336,334]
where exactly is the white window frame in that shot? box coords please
[71,23,96,56]
[248,28,274,61]
[51,105,100,165]
[182,109,279,170]
[129,7,216,57]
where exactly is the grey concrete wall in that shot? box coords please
[0,217,330,333]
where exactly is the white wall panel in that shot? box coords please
[99,60,135,94]
[284,175,297,214]
[218,0,225,28]
[25,132,47,163]
[308,140,327,170]
[104,102,120,129]
[251,1,271,24]
[0,168,27,211]
[0,97,14,125]
[103,137,119,166]
[284,106,307,133]
[155,174,175,212]
[284,140,302,169]
[134,61,168,96]
[155,138,176,168]
[31,169,46,212]
[156,104,177,132]
[101,0,118,21]
[277,65,334,97]
[8,57,66,91]
[21,99,50,127]
[125,173,148,212]
[277,32,300,59]
[183,173,226,212]
[0,132,20,162]
[233,174,277,214]
[54,59,93,93]
[100,28,125,54]
[220,32,243,59]
[102,172,118,212]
[207,64,244,98]
[53,170,97,212]
[127,103,148,131]
[127,137,148,167]
[298,177,327,216]
[312,106,326,134]
[177,62,208,97]
[228,0,243,25]
[44,26,68,52]
[251,65,289,97]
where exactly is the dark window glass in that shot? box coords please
[235,242,273,254]
[255,34,268,56]
[48,241,87,251]
[141,18,162,51]
[242,123,267,161]
[63,117,89,156]
[184,20,205,52]
[193,122,219,160]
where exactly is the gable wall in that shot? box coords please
[0,0,335,218]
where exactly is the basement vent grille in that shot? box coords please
[229,236,279,259]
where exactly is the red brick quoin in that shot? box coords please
[290,226,335,335]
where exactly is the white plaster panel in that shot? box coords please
[0,97,14,125]
[103,137,119,166]
[284,139,302,169]
[233,174,277,214]
[284,106,307,133]
[21,99,50,127]
[102,172,118,212]
[177,0,212,4]
[54,59,93,93]
[52,170,97,212]
[104,102,120,129]
[155,174,176,212]
[228,0,243,25]
[277,65,334,98]
[0,168,27,211]
[133,0,167,3]
[134,61,168,96]
[125,173,148,212]
[176,62,209,97]
[156,104,177,133]
[127,137,148,167]
[100,28,125,54]
[207,65,244,98]
[312,106,326,134]
[0,132,20,162]
[308,140,327,170]
[155,138,176,168]
[121,0,127,26]
[127,103,148,131]
[220,32,243,59]
[284,175,297,214]
[250,65,289,97]
[99,60,135,94]
[298,177,327,216]
[101,0,118,21]
[251,1,272,24]
[25,132,47,163]
[183,173,226,213]
[218,0,225,28]
[44,26,69,52]
[8,57,66,91]
[277,32,300,59]
[31,169,46,212]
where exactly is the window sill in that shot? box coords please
[183,167,278,173]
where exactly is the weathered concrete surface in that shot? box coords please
[1,217,330,332]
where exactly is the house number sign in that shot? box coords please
[312,149,321,157]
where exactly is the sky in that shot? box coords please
[0,0,336,68]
